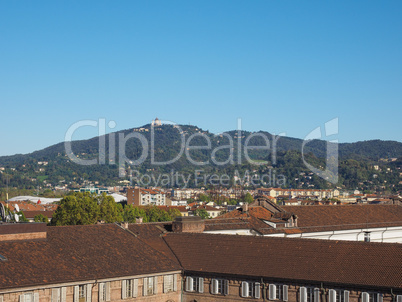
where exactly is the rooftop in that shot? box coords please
[163,232,402,290]
[0,223,180,290]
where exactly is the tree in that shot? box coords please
[98,194,123,223]
[167,208,181,220]
[16,211,29,222]
[34,214,49,223]
[122,205,147,223]
[195,208,209,219]
[198,194,209,202]
[51,192,100,226]
[243,192,254,204]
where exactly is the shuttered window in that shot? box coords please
[362,292,370,302]
[329,289,336,302]
[300,287,318,302]
[268,284,288,300]
[186,276,204,293]
[19,293,39,302]
[163,275,174,293]
[333,289,349,302]
[143,276,156,296]
[122,279,138,299]
[241,281,260,298]
[211,279,228,295]
[52,288,61,302]
[99,282,110,302]
[300,287,307,302]
[79,285,86,302]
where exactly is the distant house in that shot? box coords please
[189,203,222,218]
[74,186,109,195]
[127,188,167,206]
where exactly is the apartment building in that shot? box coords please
[257,187,338,199]
[126,188,166,206]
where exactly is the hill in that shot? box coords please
[0,124,401,195]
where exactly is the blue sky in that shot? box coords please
[0,1,401,156]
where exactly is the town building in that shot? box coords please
[73,186,109,195]
[0,220,401,302]
[0,223,181,302]
[257,187,338,199]
[205,198,402,243]
[126,188,167,206]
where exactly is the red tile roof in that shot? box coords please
[22,210,55,219]
[0,224,181,290]
[283,204,402,229]
[163,232,402,289]
[218,206,274,220]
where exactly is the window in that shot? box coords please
[300,287,320,302]
[79,285,86,302]
[19,293,38,302]
[52,288,66,302]
[99,282,110,302]
[143,276,157,296]
[127,280,133,298]
[74,284,91,302]
[122,279,138,299]
[364,232,371,242]
[163,274,177,293]
[241,281,260,299]
[147,277,154,295]
[268,284,288,301]
[211,279,229,296]
[52,288,61,302]
[21,293,33,302]
[362,292,383,302]
[333,289,349,302]
[185,277,204,293]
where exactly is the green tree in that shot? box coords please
[198,194,209,202]
[34,214,49,223]
[51,192,100,226]
[167,208,181,220]
[98,194,123,223]
[122,205,147,223]
[17,211,29,222]
[195,208,209,219]
[145,206,171,222]
[243,193,254,204]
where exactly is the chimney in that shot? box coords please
[242,203,249,213]
[172,216,205,233]
[135,217,143,224]
[0,223,47,242]
[121,222,129,229]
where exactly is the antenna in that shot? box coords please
[6,174,9,201]
[7,211,12,222]
[15,204,20,213]
[14,213,19,223]
[0,203,5,222]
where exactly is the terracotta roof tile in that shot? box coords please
[163,233,402,289]
[283,204,402,229]
[0,224,181,290]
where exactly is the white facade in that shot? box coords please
[265,226,402,243]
